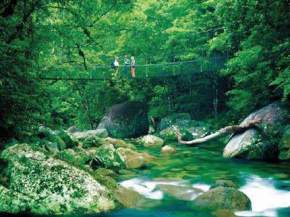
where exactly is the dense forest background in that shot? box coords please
[1,0,289,141]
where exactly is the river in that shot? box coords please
[101,141,290,217]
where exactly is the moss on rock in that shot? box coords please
[0,143,115,215]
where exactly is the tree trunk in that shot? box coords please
[174,119,260,145]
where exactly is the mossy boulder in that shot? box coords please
[56,129,78,148]
[57,148,92,169]
[38,126,77,150]
[0,144,115,215]
[194,184,251,211]
[0,185,30,214]
[159,126,193,142]
[278,126,290,161]
[92,168,118,191]
[95,144,126,169]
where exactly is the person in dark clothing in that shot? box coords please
[124,55,130,76]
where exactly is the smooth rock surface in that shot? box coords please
[97,101,149,138]
[223,103,287,160]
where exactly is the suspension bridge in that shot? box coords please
[38,55,227,81]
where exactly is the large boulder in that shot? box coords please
[278,126,290,161]
[223,103,287,160]
[194,181,251,211]
[0,144,115,215]
[97,101,149,138]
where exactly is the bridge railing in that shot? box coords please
[39,56,227,80]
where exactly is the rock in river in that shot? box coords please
[161,145,176,154]
[118,147,155,169]
[139,135,164,148]
[194,180,251,211]
[97,101,149,138]
[223,102,288,161]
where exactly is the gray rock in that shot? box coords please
[97,101,149,138]
[223,129,278,160]
[223,103,287,160]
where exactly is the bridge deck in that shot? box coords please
[38,56,227,81]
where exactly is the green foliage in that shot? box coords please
[1,0,289,140]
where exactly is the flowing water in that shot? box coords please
[101,141,290,217]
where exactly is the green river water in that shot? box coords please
[104,141,290,217]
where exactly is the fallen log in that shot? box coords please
[174,119,261,145]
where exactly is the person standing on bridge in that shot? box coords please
[112,56,119,70]
[112,56,120,78]
[130,56,136,78]
[124,55,130,76]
